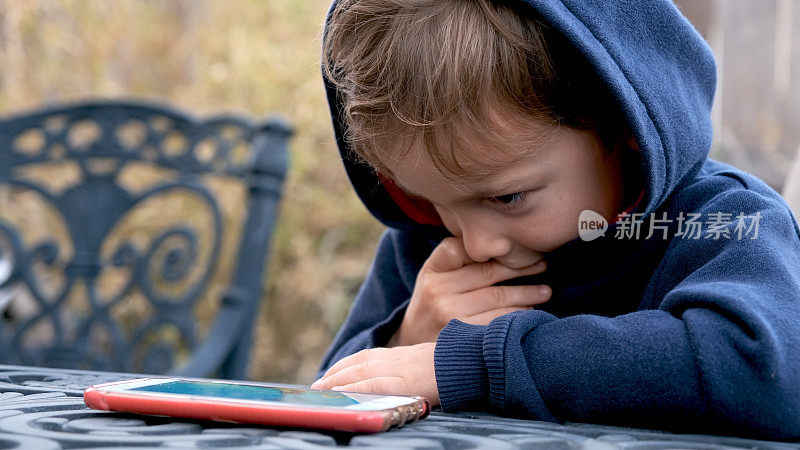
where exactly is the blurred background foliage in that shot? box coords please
[676,0,800,190]
[0,0,798,384]
[0,0,384,384]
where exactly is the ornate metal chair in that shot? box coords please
[0,100,291,379]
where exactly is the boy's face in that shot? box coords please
[382,120,627,269]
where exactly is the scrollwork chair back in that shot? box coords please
[0,100,291,379]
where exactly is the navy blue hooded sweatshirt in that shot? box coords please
[317,0,800,440]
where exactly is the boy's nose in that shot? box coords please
[461,228,513,263]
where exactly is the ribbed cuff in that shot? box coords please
[484,311,560,422]
[434,320,490,412]
[484,314,514,411]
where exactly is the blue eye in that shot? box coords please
[487,191,528,210]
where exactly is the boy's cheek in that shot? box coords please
[432,206,459,237]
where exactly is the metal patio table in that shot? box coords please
[0,364,796,449]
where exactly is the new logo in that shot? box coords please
[578,210,608,241]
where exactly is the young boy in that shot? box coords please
[310,0,800,440]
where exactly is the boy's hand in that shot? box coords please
[310,343,439,407]
[387,237,551,347]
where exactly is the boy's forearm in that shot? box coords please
[435,304,800,440]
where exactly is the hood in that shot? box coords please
[322,0,716,236]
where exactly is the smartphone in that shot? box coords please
[84,378,429,433]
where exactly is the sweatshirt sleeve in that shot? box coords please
[316,228,432,380]
[434,188,800,441]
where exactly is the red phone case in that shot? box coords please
[84,379,429,433]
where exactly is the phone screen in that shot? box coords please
[121,380,409,410]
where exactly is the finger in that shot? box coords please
[330,376,407,396]
[425,237,475,273]
[446,259,547,293]
[462,306,536,326]
[460,284,551,314]
[319,348,397,381]
[314,359,399,391]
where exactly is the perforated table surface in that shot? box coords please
[0,364,796,449]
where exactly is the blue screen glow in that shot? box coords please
[130,381,361,407]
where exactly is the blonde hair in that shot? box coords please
[323,0,624,181]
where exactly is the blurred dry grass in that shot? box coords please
[0,0,386,384]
